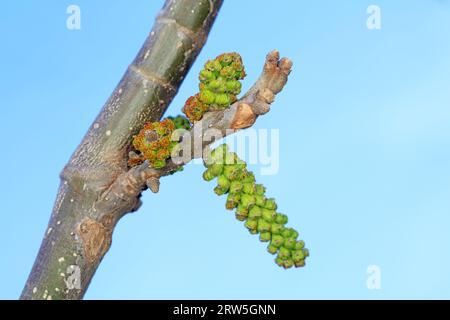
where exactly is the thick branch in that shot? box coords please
[21,0,223,300]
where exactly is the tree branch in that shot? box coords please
[20,0,223,300]
[103,50,292,212]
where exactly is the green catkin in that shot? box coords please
[203,144,309,269]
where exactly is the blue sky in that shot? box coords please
[1,1,450,299]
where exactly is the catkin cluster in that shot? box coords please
[183,53,246,122]
[129,115,190,168]
[203,144,309,269]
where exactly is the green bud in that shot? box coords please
[215,93,231,106]
[255,184,266,196]
[271,235,284,248]
[199,69,214,81]
[229,180,243,193]
[236,203,249,216]
[202,169,215,181]
[264,198,277,210]
[209,163,223,176]
[242,172,255,183]
[199,89,216,104]
[226,80,242,94]
[267,244,278,255]
[220,66,235,79]
[275,213,288,225]
[217,175,230,192]
[289,230,299,240]
[208,79,222,90]
[259,232,271,242]
[275,257,284,267]
[245,219,258,232]
[255,195,266,207]
[281,228,293,238]
[303,249,310,258]
[240,194,255,209]
[292,250,305,262]
[257,220,271,233]
[262,208,276,223]
[295,240,305,250]
[283,259,294,269]
[235,212,247,221]
[248,205,262,219]
[223,165,240,180]
[271,223,284,235]
[242,182,255,194]
[294,260,306,268]
[226,193,240,210]
[284,238,296,250]
[214,186,228,196]
[278,247,291,260]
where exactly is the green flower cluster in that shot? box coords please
[203,144,309,269]
[183,53,246,122]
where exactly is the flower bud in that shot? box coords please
[226,193,240,210]
[257,220,271,233]
[244,219,258,233]
[214,186,228,196]
[203,169,215,181]
[262,208,276,222]
[271,223,284,235]
[255,184,266,196]
[275,257,284,267]
[248,205,262,219]
[275,213,288,225]
[223,165,241,180]
[236,203,249,216]
[282,259,294,269]
[242,172,255,183]
[214,93,231,106]
[255,195,266,207]
[240,194,255,209]
[295,240,305,250]
[271,235,284,248]
[284,238,296,250]
[294,260,305,268]
[278,247,291,260]
[199,89,216,104]
[264,198,277,210]
[242,182,255,195]
[235,212,247,221]
[259,232,271,242]
[199,69,214,81]
[229,180,243,193]
[209,163,223,177]
[292,250,305,262]
[267,244,278,255]
[217,175,230,192]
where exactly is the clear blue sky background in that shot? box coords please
[1,1,450,299]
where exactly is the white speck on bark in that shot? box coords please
[106,130,112,136]
[58,257,65,263]
[47,227,53,235]
[32,287,37,294]
[93,123,100,129]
